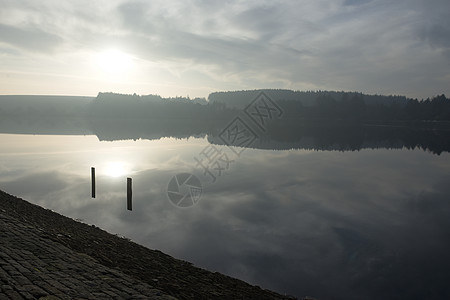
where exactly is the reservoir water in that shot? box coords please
[1,133,450,299]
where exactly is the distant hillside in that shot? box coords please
[1,91,449,124]
[0,95,94,135]
[0,95,93,117]
[208,89,409,109]
[89,92,230,120]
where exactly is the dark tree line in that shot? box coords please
[403,94,450,120]
[3,91,447,123]
[208,89,409,109]
[279,93,450,122]
[89,92,234,121]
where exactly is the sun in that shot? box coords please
[94,49,134,74]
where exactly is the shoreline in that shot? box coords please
[0,189,296,299]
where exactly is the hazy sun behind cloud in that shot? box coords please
[92,49,135,78]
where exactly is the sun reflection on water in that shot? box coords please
[103,161,129,178]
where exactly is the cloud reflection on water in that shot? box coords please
[1,134,450,299]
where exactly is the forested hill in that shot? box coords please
[1,91,450,122]
[208,89,410,109]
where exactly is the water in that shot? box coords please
[1,133,450,299]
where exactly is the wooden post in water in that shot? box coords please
[127,177,132,211]
[91,167,96,198]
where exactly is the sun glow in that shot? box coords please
[94,49,134,75]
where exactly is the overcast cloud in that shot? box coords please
[0,0,449,98]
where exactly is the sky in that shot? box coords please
[0,0,449,100]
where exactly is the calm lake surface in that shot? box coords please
[1,133,450,299]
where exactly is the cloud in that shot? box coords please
[1,0,449,98]
[0,23,63,53]
[343,0,373,6]
[418,20,450,59]
[2,171,68,197]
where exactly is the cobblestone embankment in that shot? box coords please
[0,190,295,299]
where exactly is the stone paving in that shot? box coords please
[0,211,177,300]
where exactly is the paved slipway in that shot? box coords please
[0,190,297,300]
